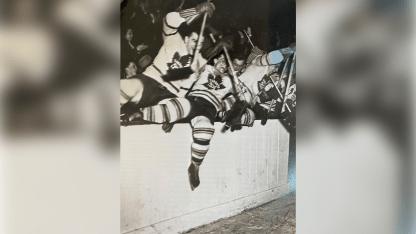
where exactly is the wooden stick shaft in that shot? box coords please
[280,52,296,113]
[277,56,290,88]
[209,33,216,43]
[243,29,254,48]
[209,33,243,98]
[274,82,292,113]
[193,12,208,63]
[209,33,239,82]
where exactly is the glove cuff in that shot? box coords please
[179,8,200,25]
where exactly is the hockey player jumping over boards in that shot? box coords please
[218,46,296,127]
[120,2,231,114]
[127,55,255,191]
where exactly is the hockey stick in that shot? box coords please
[280,52,296,113]
[243,29,254,48]
[209,33,244,99]
[192,1,209,65]
[209,33,250,132]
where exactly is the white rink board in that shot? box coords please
[121,120,290,234]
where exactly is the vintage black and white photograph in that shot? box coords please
[2,0,416,233]
[120,0,296,233]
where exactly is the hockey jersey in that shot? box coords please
[143,11,206,96]
[189,65,233,111]
[239,48,295,105]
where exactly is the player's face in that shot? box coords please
[233,59,245,71]
[229,58,245,74]
[269,72,279,82]
[214,57,227,74]
[125,62,137,78]
[125,29,133,42]
[185,32,204,55]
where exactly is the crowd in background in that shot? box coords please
[120,0,296,79]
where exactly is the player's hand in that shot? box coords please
[196,38,204,51]
[252,103,268,126]
[195,2,215,18]
[128,111,143,121]
[191,59,200,73]
[136,44,149,52]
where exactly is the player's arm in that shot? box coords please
[252,45,296,66]
[163,2,215,36]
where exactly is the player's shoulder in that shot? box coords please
[220,74,232,84]
[204,64,214,71]
[221,72,232,79]
[164,30,184,44]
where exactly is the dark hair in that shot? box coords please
[177,16,208,39]
[121,59,133,78]
[234,52,246,61]
[178,23,199,39]
[208,53,225,66]
[121,27,132,38]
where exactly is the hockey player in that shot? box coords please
[127,54,255,190]
[226,46,296,124]
[120,2,230,112]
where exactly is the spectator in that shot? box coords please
[121,27,149,66]
[121,60,138,79]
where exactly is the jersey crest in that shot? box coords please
[167,52,191,70]
[257,74,280,103]
[203,73,226,90]
[258,74,272,91]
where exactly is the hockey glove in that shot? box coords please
[252,102,269,126]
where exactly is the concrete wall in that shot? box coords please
[121,120,290,234]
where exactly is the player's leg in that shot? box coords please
[217,94,237,119]
[129,97,192,123]
[188,115,215,190]
[120,78,144,107]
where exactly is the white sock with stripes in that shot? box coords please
[141,98,191,123]
[190,116,215,166]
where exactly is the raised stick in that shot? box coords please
[243,29,254,48]
[209,33,241,95]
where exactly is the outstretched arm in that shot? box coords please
[252,45,296,66]
[163,2,215,37]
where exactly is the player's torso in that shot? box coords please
[189,66,233,110]
[143,34,191,93]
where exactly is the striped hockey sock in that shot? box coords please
[191,117,215,166]
[218,95,238,118]
[141,98,191,123]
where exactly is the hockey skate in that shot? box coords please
[188,162,200,191]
